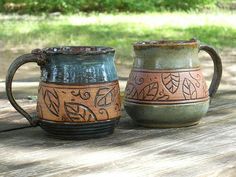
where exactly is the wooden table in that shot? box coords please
[1,49,236,176]
[0,88,236,176]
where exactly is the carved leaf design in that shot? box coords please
[202,80,209,97]
[44,89,60,117]
[129,72,144,85]
[98,108,109,119]
[162,73,180,93]
[95,86,118,107]
[182,78,197,99]
[115,102,121,111]
[125,83,138,99]
[36,103,43,118]
[64,102,97,122]
[156,89,169,101]
[71,90,90,100]
[189,73,200,88]
[139,82,159,100]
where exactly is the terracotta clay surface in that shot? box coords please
[37,80,121,122]
[125,67,209,104]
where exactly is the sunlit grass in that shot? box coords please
[0,12,235,64]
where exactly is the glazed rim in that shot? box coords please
[42,46,115,55]
[133,39,198,48]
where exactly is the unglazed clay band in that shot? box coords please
[131,67,202,72]
[124,67,209,105]
[37,80,121,122]
[125,98,209,105]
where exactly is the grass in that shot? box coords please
[0,12,236,64]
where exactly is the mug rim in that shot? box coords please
[133,39,198,49]
[42,46,115,55]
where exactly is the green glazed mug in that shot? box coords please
[124,39,222,128]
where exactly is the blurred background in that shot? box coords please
[0,0,235,99]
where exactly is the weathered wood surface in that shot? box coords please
[0,49,236,176]
[0,89,236,177]
[0,99,34,131]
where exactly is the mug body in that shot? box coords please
[36,46,121,139]
[124,40,209,127]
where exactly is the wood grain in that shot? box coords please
[0,90,236,177]
[0,99,34,132]
[0,47,236,176]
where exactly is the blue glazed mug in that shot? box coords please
[6,46,121,139]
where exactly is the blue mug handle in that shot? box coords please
[5,49,47,126]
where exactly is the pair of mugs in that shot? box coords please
[6,39,222,139]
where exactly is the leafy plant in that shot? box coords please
[0,0,219,14]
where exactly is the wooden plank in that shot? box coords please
[0,90,236,176]
[0,99,34,131]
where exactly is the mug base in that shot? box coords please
[124,100,209,128]
[135,120,200,128]
[39,118,120,140]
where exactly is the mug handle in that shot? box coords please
[5,49,47,126]
[199,45,222,99]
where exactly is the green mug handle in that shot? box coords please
[5,49,47,126]
[199,45,222,99]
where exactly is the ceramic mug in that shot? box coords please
[124,39,222,128]
[6,46,121,139]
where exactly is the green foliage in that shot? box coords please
[0,0,218,14]
[0,13,235,63]
[157,0,217,11]
[0,0,78,13]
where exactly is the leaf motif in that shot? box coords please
[44,89,60,117]
[115,102,121,111]
[182,78,197,99]
[95,86,118,107]
[139,82,159,100]
[189,73,200,88]
[125,83,138,99]
[162,73,180,93]
[98,108,109,119]
[71,90,90,100]
[202,80,209,97]
[129,72,144,85]
[64,102,97,122]
[156,89,169,101]
[36,103,43,118]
